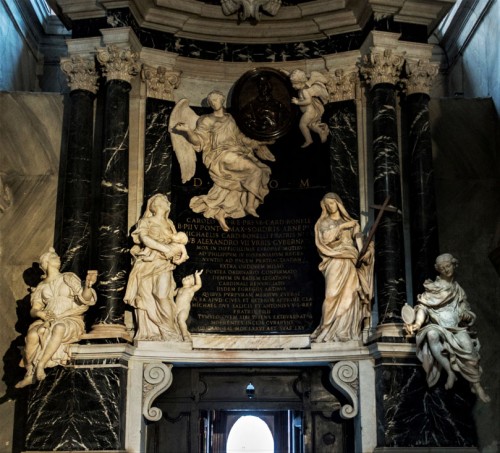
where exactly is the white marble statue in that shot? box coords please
[169,90,275,232]
[16,248,97,388]
[403,253,490,403]
[174,269,203,342]
[311,193,374,342]
[124,194,190,342]
[289,69,330,148]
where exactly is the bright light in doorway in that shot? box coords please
[226,415,274,453]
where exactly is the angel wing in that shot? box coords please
[168,99,199,183]
[221,0,240,16]
[262,0,281,16]
[307,71,330,104]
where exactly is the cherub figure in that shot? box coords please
[169,90,275,232]
[289,69,330,148]
[174,270,203,341]
[403,253,490,403]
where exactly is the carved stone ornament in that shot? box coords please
[221,0,281,22]
[96,45,140,83]
[141,65,181,101]
[404,59,439,95]
[60,55,99,94]
[143,362,174,421]
[325,68,358,102]
[0,175,12,214]
[329,361,359,419]
[359,47,405,88]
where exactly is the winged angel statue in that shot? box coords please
[168,90,276,232]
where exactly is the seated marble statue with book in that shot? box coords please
[16,248,97,388]
[403,253,490,403]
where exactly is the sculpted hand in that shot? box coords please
[85,270,98,288]
[174,122,190,132]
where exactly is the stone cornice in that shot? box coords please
[60,54,99,93]
[53,0,455,43]
[141,65,181,101]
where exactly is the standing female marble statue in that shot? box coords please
[311,193,374,342]
[169,90,275,232]
[124,194,188,341]
[404,253,490,403]
[16,248,97,388]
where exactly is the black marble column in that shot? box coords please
[325,101,360,218]
[143,98,175,203]
[96,79,131,325]
[405,92,439,295]
[60,89,95,276]
[372,84,406,324]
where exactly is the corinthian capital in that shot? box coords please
[325,68,358,102]
[141,65,181,101]
[404,59,439,95]
[96,45,140,83]
[60,55,99,94]
[359,48,405,88]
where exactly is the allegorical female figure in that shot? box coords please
[16,248,97,388]
[404,253,490,403]
[311,193,374,342]
[124,194,188,341]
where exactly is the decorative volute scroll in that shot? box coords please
[359,47,406,88]
[60,55,99,94]
[143,362,174,421]
[325,68,359,102]
[96,45,140,83]
[221,0,282,22]
[141,65,181,101]
[404,59,439,95]
[329,361,359,419]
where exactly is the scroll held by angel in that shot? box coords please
[169,90,275,232]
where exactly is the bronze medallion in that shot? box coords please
[231,67,296,141]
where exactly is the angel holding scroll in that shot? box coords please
[169,90,275,232]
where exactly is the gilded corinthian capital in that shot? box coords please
[96,45,140,83]
[359,48,405,88]
[60,55,99,94]
[141,65,181,101]
[404,59,439,95]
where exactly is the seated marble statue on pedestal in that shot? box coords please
[288,69,330,148]
[403,253,490,403]
[124,194,194,342]
[311,193,374,343]
[16,248,97,388]
[169,90,275,232]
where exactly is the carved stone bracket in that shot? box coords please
[404,59,439,95]
[221,0,282,22]
[96,45,140,83]
[60,55,99,94]
[142,362,173,422]
[359,47,405,88]
[325,69,359,102]
[141,65,181,101]
[329,361,359,419]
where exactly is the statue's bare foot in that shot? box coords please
[15,375,34,388]
[301,141,313,148]
[215,213,229,232]
[445,372,457,390]
[472,383,491,403]
[35,366,47,382]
